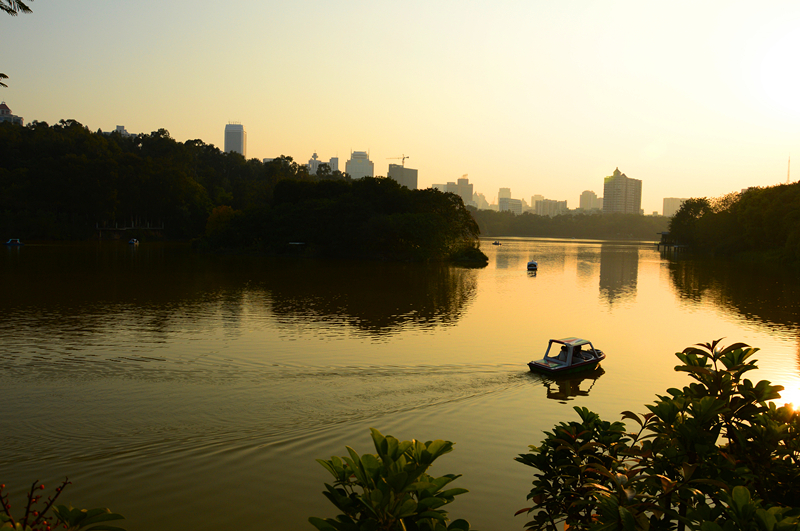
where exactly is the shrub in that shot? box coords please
[0,478,124,531]
[310,428,473,531]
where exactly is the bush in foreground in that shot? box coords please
[309,428,473,531]
[0,478,124,531]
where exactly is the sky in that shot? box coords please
[2,0,799,214]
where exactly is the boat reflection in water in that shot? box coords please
[528,367,606,402]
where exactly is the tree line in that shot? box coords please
[0,120,484,263]
[668,182,800,266]
[470,208,669,240]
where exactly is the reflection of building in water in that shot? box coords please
[494,246,525,270]
[599,244,639,305]
[576,245,600,285]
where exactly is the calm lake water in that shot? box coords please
[2,239,799,531]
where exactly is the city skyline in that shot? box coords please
[2,1,799,214]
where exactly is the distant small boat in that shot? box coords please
[4,239,23,246]
[527,260,538,271]
[492,241,501,246]
[128,239,139,245]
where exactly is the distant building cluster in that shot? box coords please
[0,106,681,215]
[307,152,339,175]
[431,176,474,206]
[0,102,23,125]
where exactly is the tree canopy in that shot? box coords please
[470,208,669,240]
[0,120,485,263]
[668,183,800,266]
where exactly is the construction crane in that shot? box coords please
[387,155,410,167]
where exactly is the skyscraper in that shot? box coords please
[224,123,246,157]
[345,151,374,179]
[603,168,641,214]
[457,177,473,206]
[387,164,418,189]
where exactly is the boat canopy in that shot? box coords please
[552,337,591,347]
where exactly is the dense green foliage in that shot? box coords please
[203,177,485,262]
[515,340,800,531]
[470,209,668,240]
[310,428,472,531]
[1,121,483,261]
[669,183,800,265]
[0,120,288,239]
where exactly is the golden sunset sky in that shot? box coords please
[2,0,799,213]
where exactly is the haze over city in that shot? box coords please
[2,0,799,214]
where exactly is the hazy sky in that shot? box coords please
[2,1,799,213]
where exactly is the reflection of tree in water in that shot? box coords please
[668,259,800,334]
[668,258,800,374]
[599,243,639,306]
[261,260,477,335]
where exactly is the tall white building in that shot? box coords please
[224,123,246,157]
[345,151,374,179]
[603,168,641,214]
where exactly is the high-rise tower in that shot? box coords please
[602,168,641,214]
[224,123,246,157]
[345,151,374,179]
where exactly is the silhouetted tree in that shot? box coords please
[1,0,33,86]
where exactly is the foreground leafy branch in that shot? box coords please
[310,428,473,531]
[0,479,124,531]
[516,339,800,531]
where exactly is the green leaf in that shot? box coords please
[397,499,418,518]
[730,485,751,511]
[447,519,471,531]
[619,506,636,531]
[620,411,643,426]
[308,517,339,531]
[439,488,469,499]
[700,522,724,531]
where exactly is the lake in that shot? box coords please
[1,238,799,531]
